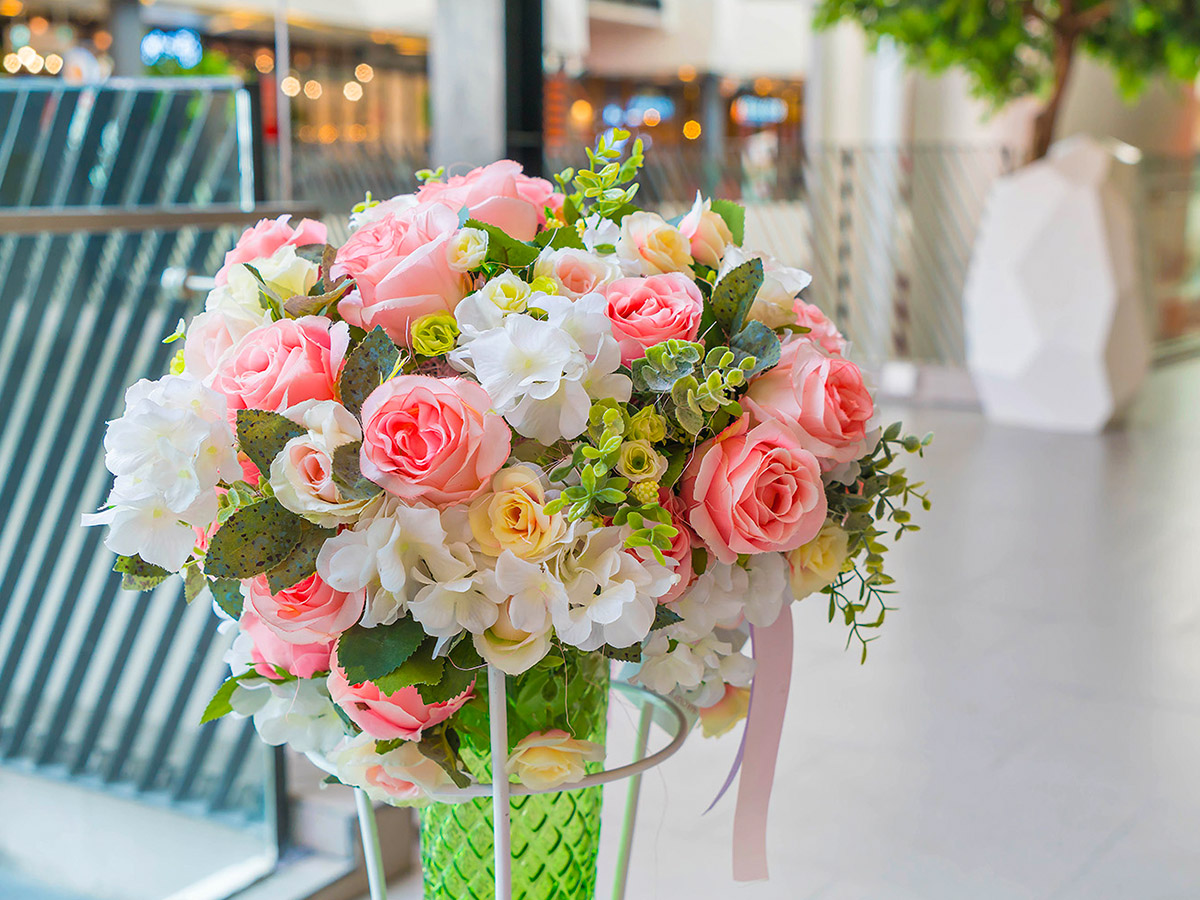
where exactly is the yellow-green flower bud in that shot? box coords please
[529,275,560,295]
[630,480,660,505]
[627,407,668,443]
[410,312,460,357]
[169,345,186,375]
[616,439,668,483]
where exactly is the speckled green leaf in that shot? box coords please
[265,520,336,594]
[332,441,383,501]
[183,564,207,602]
[730,319,782,377]
[283,278,352,318]
[336,616,428,685]
[652,603,683,630]
[113,554,172,591]
[338,326,401,417]
[204,499,305,580]
[236,409,306,479]
[374,638,445,695]
[600,642,642,663]
[210,578,244,619]
[710,257,763,338]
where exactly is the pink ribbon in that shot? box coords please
[705,603,794,882]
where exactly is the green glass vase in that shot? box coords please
[419,651,610,900]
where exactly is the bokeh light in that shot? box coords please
[44,53,62,75]
[303,79,322,100]
[355,63,374,83]
[343,81,363,101]
[254,52,274,73]
[280,76,301,97]
[683,119,702,140]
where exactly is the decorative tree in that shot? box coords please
[813,0,1200,160]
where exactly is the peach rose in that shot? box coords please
[678,193,733,268]
[604,273,704,366]
[416,160,555,241]
[359,375,511,507]
[743,339,874,466]
[245,571,365,645]
[616,211,693,276]
[698,684,751,738]
[239,608,333,680]
[210,317,349,419]
[504,730,604,791]
[332,734,457,805]
[680,416,827,564]
[333,204,470,347]
[532,247,621,300]
[327,660,474,741]
[468,465,566,560]
[792,299,847,357]
[215,215,325,286]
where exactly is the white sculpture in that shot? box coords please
[964,136,1151,432]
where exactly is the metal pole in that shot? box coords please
[611,702,653,900]
[274,0,293,202]
[488,665,513,900]
[354,788,388,900]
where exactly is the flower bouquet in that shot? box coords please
[85,131,929,897]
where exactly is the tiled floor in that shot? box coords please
[383,358,1200,899]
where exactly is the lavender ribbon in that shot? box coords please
[704,603,795,882]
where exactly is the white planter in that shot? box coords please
[963,136,1151,432]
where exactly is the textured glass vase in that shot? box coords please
[419,651,610,900]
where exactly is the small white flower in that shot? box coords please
[230,677,346,754]
[491,550,568,633]
[454,271,532,338]
[579,214,620,254]
[446,227,489,272]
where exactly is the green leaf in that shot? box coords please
[417,725,471,789]
[336,616,428,685]
[265,520,337,594]
[210,578,244,619]
[236,409,306,479]
[652,604,682,630]
[600,643,642,663]
[660,448,689,489]
[200,676,241,725]
[420,640,483,704]
[710,199,745,245]
[113,554,173,591]
[730,320,782,378]
[283,278,353,318]
[373,638,444,695]
[183,564,207,603]
[710,257,763,338]
[331,441,383,501]
[339,326,401,417]
[463,218,540,269]
[204,499,305,580]
[534,226,585,251]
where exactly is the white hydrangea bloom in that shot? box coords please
[579,214,620,254]
[230,677,346,754]
[547,524,674,650]
[82,375,238,570]
[453,271,533,339]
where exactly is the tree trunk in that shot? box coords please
[1031,28,1078,161]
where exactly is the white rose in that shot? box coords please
[446,227,489,272]
[269,400,371,527]
[331,733,458,807]
[787,522,850,599]
[532,247,622,300]
[718,246,812,329]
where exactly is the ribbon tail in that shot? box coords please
[731,603,794,882]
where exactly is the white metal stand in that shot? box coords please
[319,672,688,900]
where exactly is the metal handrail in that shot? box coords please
[0,204,324,236]
[0,76,248,92]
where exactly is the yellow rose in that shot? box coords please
[468,465,566,560]
[787,522,850,599]
[446,226,489,272]
[505,730,604,791]
[472,599,552,675]
[617,211,693,275]
[697,684,751,738]
[615,439,668,483]
[478,271,531,313]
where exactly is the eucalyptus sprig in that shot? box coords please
[554,128,644,222]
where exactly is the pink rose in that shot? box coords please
[416,160,554,241]
[792,299,847,357]
[245,571,365,644]
[210,317,349,419]
[239,608,333,679]
[604,274,704,366]
[333,204,470,347]
[359,375,511,507]
[680,416,827,564]
[743,339,873,466]
[327,660,474,741]
[215,215,325,286]
[658,489,699,604]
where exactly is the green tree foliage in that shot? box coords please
[814,0,1200,160]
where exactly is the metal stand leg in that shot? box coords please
[488,665,513,900]
[355,787,388,900]
[611,703,653,900]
